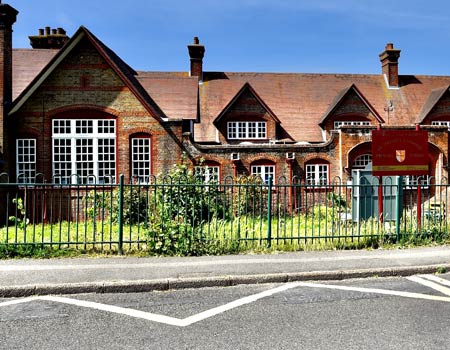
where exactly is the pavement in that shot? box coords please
[1,245,450,297]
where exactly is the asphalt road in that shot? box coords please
[1,274,450,350]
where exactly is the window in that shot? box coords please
[306,163,329,186]
[251,164,275,184]
[52,119,116,184]
[16,139,36,183]
[334,121,371,129]
[227,121,267,139]
[131,137,151,183]
[194,165,220,183]
[352,154,372,169]
[431,121,450,129]
[403,175,430,189]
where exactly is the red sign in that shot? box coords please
[372,129,428,176]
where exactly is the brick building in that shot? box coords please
[1,2,450,186]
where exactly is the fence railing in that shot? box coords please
[0,173,448,254]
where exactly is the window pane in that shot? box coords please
[17,139,36,183]
[52,119,116,184]
[131,138,151,183]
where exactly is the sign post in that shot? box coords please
[372,127,428,232]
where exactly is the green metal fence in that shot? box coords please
[0,173,448,254]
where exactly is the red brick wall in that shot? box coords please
[10,37,184,182]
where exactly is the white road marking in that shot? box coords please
[181,282,304,326]
[297,281,450,303]
[0,296,40,307]
[2,277,450,327]
[419,274,450,287]
[39,295,186,327]
[406,275,450,296]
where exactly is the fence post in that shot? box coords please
[118,174,124,255]
[395,176,401,241]
[267,176,272,248]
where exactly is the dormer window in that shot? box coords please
[334,121,371,129]
[227,121,267,140]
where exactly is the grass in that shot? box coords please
[1,209,450,258]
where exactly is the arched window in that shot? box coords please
[352,154,372,169]
[52,118,116,184]
[251,160,275,184]
[131,133,151,183]
[305,159,329,186]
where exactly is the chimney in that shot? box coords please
[379,43,401,88]
[0,2,18,171]
[187,37,205,81]
[29,26,69,49]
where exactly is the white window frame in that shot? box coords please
[52,119,116,185]
[131,137,151,184]
[251,164,275,184]
[334,121,371,129]
[227,121,267,139]
[403,175,430,189]
[352,154,372,169]
[306,163,329,186]
[431,121,450,129]
[16,138,36,183]
[194,165,220,183]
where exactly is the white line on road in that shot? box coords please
[2,278,450,327]
[419,274,450,287]
[0,296,40,308]
[406,275,450,296]
[39,295,186,327]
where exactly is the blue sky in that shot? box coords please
[10,0,450,75]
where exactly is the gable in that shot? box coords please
[214,83,279,125]
[10,27,165,121]
[417,86,450,124]
[16,36,149,116]
[319,85,383,129]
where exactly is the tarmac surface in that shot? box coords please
[1,245,450,297]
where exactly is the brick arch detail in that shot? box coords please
[302,155,332,165]
[47,104,122,118]
[346,141,372,170]
[128,128,153,137]
[247,155,278,164]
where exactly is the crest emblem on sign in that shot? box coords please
[396,150,406,163]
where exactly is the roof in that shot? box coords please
[12,49,58,100]
[10,31,450,142]
[416,86,450,123]
[136,72,198,121]
[195,72,450,142]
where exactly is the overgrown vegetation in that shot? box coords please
[2,167,450,258]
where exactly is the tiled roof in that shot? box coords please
[136,72,198,120]
[195,72,450,142]
[11,37,450,143]
[12,49,57,99]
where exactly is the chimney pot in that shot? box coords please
[188,37,205,81]
[38,28,44,36]
[379,42,401,88]
[45,26,50,35]
[51,28,57,35]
